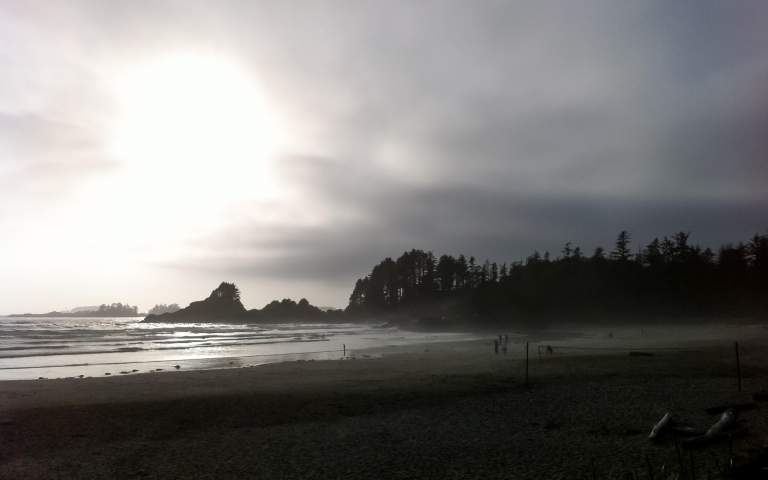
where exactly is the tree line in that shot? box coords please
[95,303,139,316]
[346,231,768,322]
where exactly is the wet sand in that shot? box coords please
[1,340,767,479]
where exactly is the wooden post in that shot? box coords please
[735,341,742,392]
[525,341,529,386]
[645,454,654,480]
[673,431,684,478]
[729,433,734,471]
[689,449,696,480]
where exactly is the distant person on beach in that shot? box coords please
[494,339,499,354]
[546,345,553,355]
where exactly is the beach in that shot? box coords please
[1,338,767,479]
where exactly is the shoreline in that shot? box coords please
[0,318,485,381]
[3,320,766,382]
[0,338,487,384]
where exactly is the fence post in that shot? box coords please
[525,341,529,386]
[734,341,741,392]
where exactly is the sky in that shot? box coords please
[1,1,767,313]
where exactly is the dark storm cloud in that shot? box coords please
[179,162,768,285]
[217,0,768,199]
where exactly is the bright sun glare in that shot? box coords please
[110,53,276,200]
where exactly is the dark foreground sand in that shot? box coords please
[1,340,767,479]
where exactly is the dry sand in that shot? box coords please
[0,339,767,479]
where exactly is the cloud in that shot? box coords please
[2,0,768,310]
[0,113,116,232]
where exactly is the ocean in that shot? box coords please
[0,316,480,381]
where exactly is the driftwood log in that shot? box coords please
[684,409,738,447]
[705,409,736,437]
[649,412,672,440]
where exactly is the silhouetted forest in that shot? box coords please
[95,303,139,316]
[346,231,768,324]
[142,232,766,326]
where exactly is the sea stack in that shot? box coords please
[143,282,246,323]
